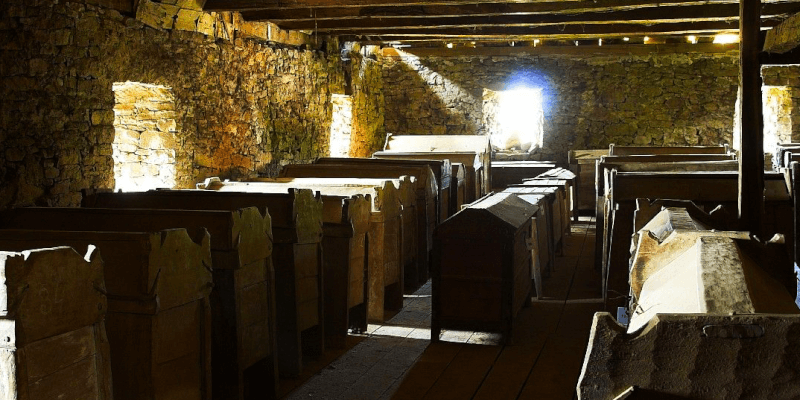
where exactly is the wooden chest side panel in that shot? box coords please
[105,312,154,400]
[153,300,208,400]
[294,243,321,332]
[439,242,503,279]
[382,217,401,286]
[348,234,367,308]
[0,247,106,344]
[439,280,502,323]
[18,323,112,400]
[148,230,213,311]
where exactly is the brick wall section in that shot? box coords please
[382,50,740,163]
[0,0,349,208]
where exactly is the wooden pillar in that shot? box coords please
[738,0,764,234]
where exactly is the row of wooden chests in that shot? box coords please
[565,143,800,400]
[0,155,575,400]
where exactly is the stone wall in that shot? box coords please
[762,65,800,145]
[382,48,740,163]
[0,0,348,208]
[349,46,386,157]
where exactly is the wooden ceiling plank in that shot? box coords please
[204,0,593,11]
[267,3,800,30]
[379,43,738,56]
[205,0,800,11]
[332,20,778,39]
[239,0,800,20]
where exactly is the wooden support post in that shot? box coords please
[738,0,764,234]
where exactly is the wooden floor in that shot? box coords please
[283,217,601,400]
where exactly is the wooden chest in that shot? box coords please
[600,171,792,313]
[533,167,578,222]
[0,246,112,400]
[519,177,573,235]
[499,188,555,283]
[315,157,450,224]
[432,193,536,343]
[0,226,212,400]
[82,189,323,378]
[205,178,404,322]
[451,162,466,214]
[201,179,372,347]
[381,134,492,200]
[278,165,427,289]
[507,184,566,254]
[373,151,486,204]
[568,149,607,213]
[491,161,557,191]
[608,144,730,156]
[280,164,436,266]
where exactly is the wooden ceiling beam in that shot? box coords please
[380,43,738,57]
[334,20,780,41]
[239,0,800,21]
[266,3,799,31]
[204,0,592,11]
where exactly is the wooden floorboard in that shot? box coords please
[286,217,600,400]
[471,302,562,400]
[517,303,600,400]
[421,344,502,400]
[391,342,462,400]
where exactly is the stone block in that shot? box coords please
[195,153,213,168]
[175,9,201,32]
[176,0,205,10]
[157,118,177,132]
[91,110,115,126]
[197,13,215,36]
[136,0,173,30]
[5,148,24,162]
[139,131,164,150]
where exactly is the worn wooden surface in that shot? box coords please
[568,149,607,212]
[451,163,466,214]
[316,157,450,222]
[739,0,765,235]
[1,203,276,398]
[0,246,112,400]
[600,171,793,313]
[432,193,536,343]
[492,161,557,191]
[580,206,800,399]
[276,166,426,292]
[199,179,370,347]
[328,156,452,222]
[506,185,565,255]
[500,188,555,280]
[522,178,573,233]
[83,189,326,378]
[204,178,406,323]
[373,151,487,204]
[608,144,729,155]
[386,217,600,400]
[381,135,491,195]
[0,227,213,400]
[593,157,741,279]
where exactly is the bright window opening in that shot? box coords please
[330,94,353,157]
[483,88,544,152]
[112,82,177,192]
[763,86,793,155]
